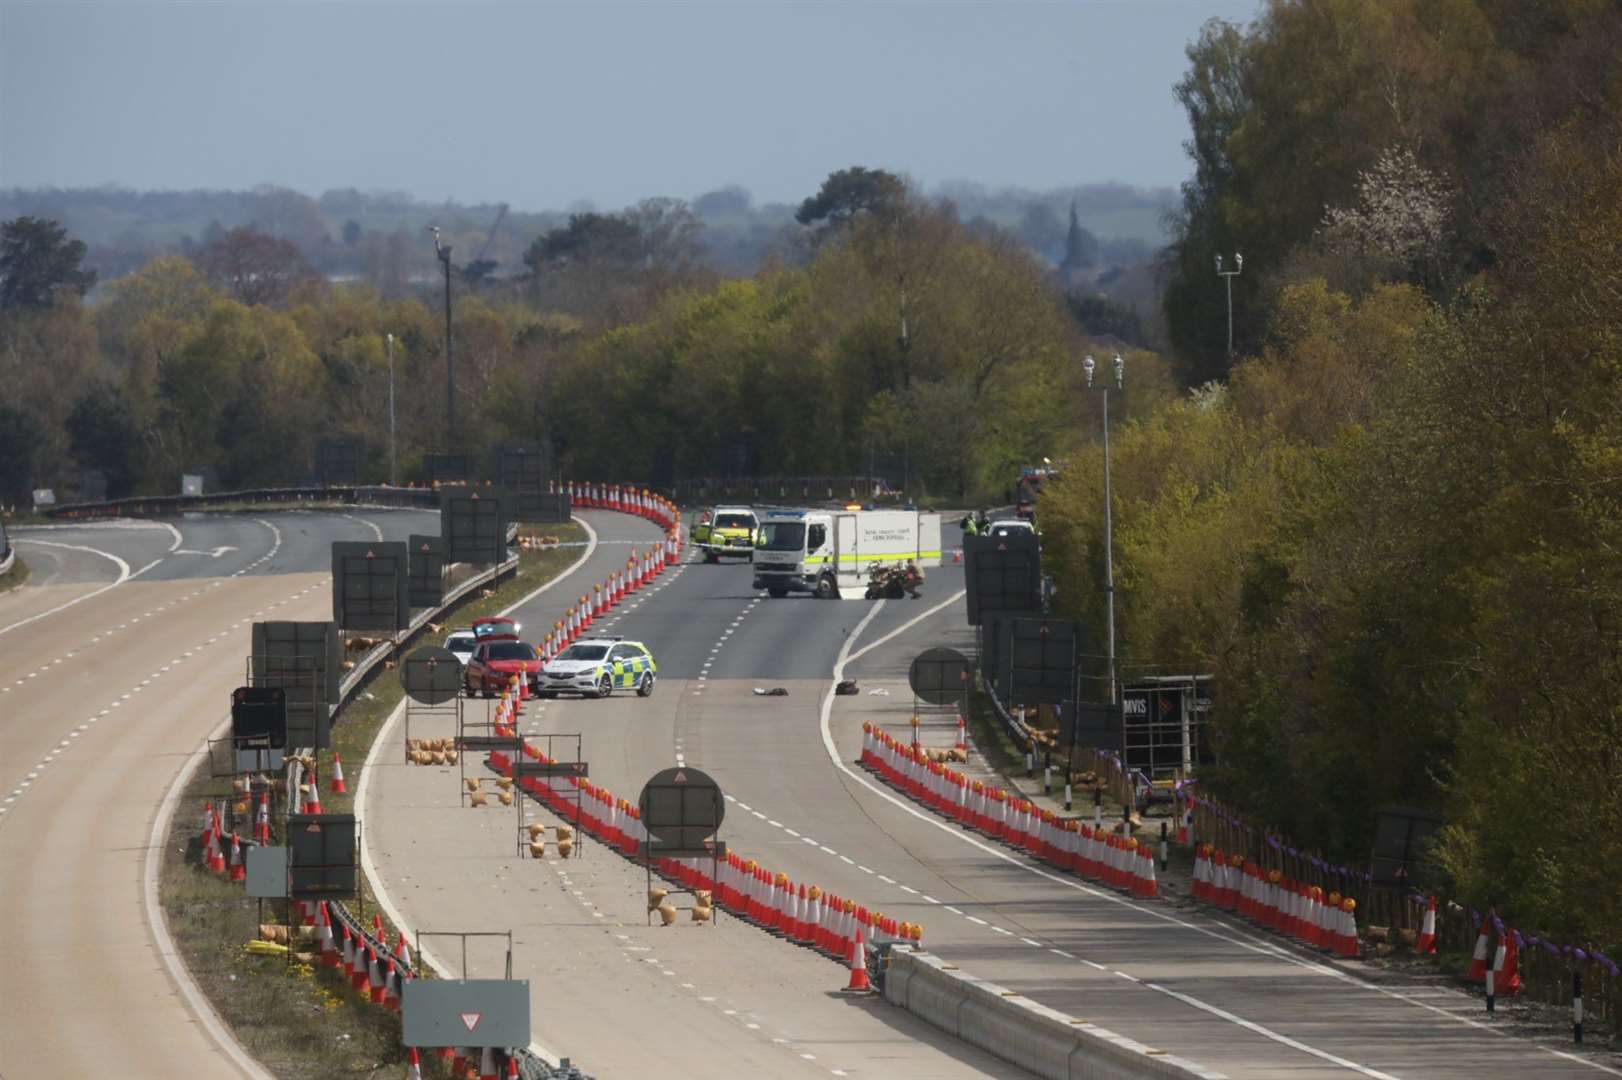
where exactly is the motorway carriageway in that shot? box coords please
[0,508,436,1079]
[369,515,1620,1080]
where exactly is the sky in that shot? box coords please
[0,0,1261,210]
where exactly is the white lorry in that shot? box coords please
[751,508,943,598]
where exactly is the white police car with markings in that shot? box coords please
[539,637,657,699]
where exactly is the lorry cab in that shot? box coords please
[752,507,942,599]
[690,505,759,562]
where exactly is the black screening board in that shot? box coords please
[439,489,507,565]
[423,453,476,485]
[511,490,571,524]
[331,541,409,632]
[316,437,364,486]
[286,813,357,900]
[251,621,341,704]
[0,518,8,558]
[1058,700,1120,750]
[490,441,550,489]
[408,534,446,608]
[998,616,1081,706]
[1370,805,1444,887]
[964,532,1042,625]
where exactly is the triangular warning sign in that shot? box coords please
[420,543,431,551]
[305,823,322,833]
[365,550,376,559]
[672,770,688,783]
[459,1012,481,1032]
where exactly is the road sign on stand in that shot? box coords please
[401,645,461,706]
[401,979,531,1048]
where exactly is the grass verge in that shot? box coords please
[0,554,28,594]
[159,525,588,1079]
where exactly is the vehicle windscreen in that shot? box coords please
[758,522,806,551]
[557,645,609,662]
[715,514,753,530]
[486,642,537,661]
[446,635,475,651]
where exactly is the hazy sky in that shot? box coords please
[1,0,1261,209]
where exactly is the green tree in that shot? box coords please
[66,381,143,497]
[0,217,97,309]
[0,405,46,506]
[795,167,905,230]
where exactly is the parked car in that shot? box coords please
[463,639,543,697]
[471,615,522,642]
[444,629,479,668]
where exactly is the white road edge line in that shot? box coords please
[358,516,599,1068]
[1,540,132,636]
[145,710,277,1080]
[819,588,1622,1078]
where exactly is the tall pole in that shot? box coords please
[1215,253,1243,360]
[442,251,454,444]
[1102,384,1116,704]
[386,332,397,487]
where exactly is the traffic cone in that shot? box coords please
[955,713,967,752]
[350,936,369,991]
[200,801,214,850]
[229,832,246,882]
[319,903,338,966]
[1416,896,1437,954]
[207,819,226,874]
[256,790,270,845]
[396,932,413,970]
[843,928,871,992]
[507,1054,520,1079]
[406,1047,423,1080]
[1498,927,1521,996]
[330,754,347,794]
[479,1046,497,1080]
[1467,916,1492,981]
[306,784,322,815]
[368,946,385,1003]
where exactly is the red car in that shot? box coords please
[471,615,522,642]
[463,639,542,697]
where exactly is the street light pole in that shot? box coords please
[1215,252,1243,358]
[386,332,396,487]
[430,226,455,445]
[1083,354,1123,704]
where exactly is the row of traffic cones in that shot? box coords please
[537,531,682,659]
[1192,847,1360,957]
[861,723,1160,899]
[561,482,680,529]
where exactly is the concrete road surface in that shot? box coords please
[0,508,433,1078]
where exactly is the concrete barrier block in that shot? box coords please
[958,983,1079,1080]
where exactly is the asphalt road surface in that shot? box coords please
[0,508,435,1078]
[371,519,1620,1080]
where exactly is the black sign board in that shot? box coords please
[512,490,572,524]
[490,441,550,489]
[909,646,972,707]
[78,469,107,502]
[440,489,508,566]
[286,813,357,900]
[964,532,1042,625]
[423,453,476,485]
[998,616,1081,706]
[1058,700,1120,750]
[402,979,532,1049]
[455,734,523,752]
[638,766,725,857]
[331,541,410,632]
[316,436,364,487]
[231,686,288,750]
[1370,805,1444,888]
[401,645,462,706]
[408,534,446,608]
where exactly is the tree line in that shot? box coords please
[1043,0,1622,949]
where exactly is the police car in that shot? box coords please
[539,637,657,698]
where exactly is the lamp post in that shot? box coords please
[1215,252,1243,358]
[429,226,454,445]
[386,332,397,487]
[1082,353,1123,703]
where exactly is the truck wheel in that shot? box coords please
[767,587,788,598]
[815,575,838,600]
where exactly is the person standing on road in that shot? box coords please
[903,559,925,598]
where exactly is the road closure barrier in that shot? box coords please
[860,723,1159,900]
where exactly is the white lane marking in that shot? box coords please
[131,559,163,578]
[1050,948,1074,959]
[1144,983,1399,1080]
[966,916,988,926]
[1,540,132,635]
[1083,959,1108,971]
[161,522,183,551]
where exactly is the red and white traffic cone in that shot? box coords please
[955,713,967,752]
[479,1046,498,1080]
[844,928,871,992]
[1416,895,1437,954]
[229,832,246,882]
[256,790,270,845]
[207,818,226,875]
[406,1047,424,1080]
[506,1054,520,1079]
[330,754,347,795]
[1467,917,1492,981]
[319,902,337,966]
